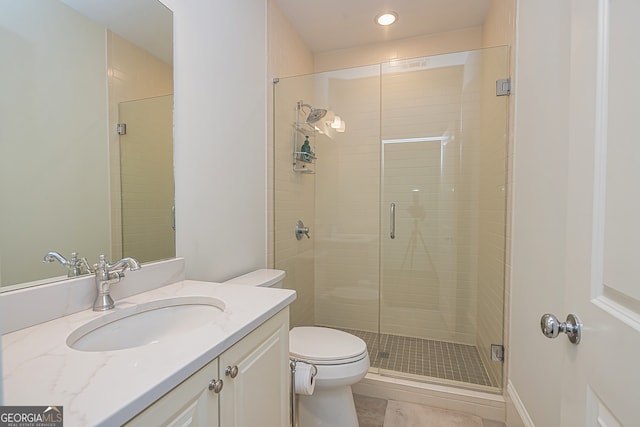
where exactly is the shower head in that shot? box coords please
[306,107,327,124]
[299,102,328,124]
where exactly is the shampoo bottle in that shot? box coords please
[301,136,311,161]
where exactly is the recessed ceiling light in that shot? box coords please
[375,11,398,26]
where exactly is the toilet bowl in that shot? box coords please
[290,326,370,427]
[225,269,370,427]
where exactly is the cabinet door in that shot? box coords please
[125,359,220,427]
[219,308,289,427]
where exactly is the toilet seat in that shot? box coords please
[289,327,368,365]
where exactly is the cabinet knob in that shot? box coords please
[208,379,224,393]
[225,365,239,378]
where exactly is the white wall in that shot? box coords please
[161,0,268,281]
[508,0,571,425]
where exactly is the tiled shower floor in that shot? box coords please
[339,328,495,387]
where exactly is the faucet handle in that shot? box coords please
[93,255,108,271]
[68,252,93,276]
[78,256,93,274]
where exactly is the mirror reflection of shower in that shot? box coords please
[400,190,439,280]
[383,136,448,276]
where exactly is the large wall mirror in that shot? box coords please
[0,0,174,289]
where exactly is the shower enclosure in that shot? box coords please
[273,47,509,392]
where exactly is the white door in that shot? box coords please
[561,0,640,424]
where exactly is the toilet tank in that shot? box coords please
[223,269,285,288]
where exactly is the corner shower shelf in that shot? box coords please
[293,165,314,174]
[293,122,316,135]
[294,151,316,163]
[293,150,316,173]
[292,101,319,174]
[293,125,317,173]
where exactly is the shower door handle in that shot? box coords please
[390,203,396,239]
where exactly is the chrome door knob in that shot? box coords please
[540,313,582,344]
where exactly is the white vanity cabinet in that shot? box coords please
[124,358,220,426]
[125,308,290,427]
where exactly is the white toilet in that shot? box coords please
[225,269,370,427]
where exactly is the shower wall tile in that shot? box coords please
[267,0,314,268]
[314,75,381,332]
[272,71,317,328]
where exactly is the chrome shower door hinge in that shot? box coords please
[496,78,511,96]
[491,344,504,362]
[116,123,127,135]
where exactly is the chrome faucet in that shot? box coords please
[43,251,92,277]
[92,255,141,311]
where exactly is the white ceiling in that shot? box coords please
[275,0,491,53]
[58,0,489,65]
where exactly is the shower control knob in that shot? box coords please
[295,220,310,240]
[540,313,582,344]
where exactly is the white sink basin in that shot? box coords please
[67,296,226,352]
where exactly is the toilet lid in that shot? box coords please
[289,327,367,363]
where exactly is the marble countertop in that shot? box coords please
[1,280,296,426]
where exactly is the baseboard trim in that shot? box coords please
[352,373,505,422]
[507,380,535,427]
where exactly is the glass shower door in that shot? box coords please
[379,47,509,389]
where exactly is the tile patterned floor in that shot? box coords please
[354,395,506,427]
[341,328,494,387]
